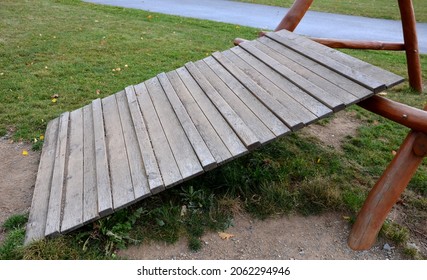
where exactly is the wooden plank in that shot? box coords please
[82,104,98,224]
[275,30,404,88]
[218,50,317,126]
[203,56,290,137]
[102,93,135,209]
[25,118,59,244]
[157,73,217,171]
[229,46,335,117]
[125,86,164,194]
[211,51,303,130]
[134,82,183,187]
[237,42,343,114]
[45,112,69,237]
[92,98,113,215]
[176,67,248,157]
[116,90,150,200]
[61,108,84,233]
[145,77,204,180]
[253,39,360,106]
[194,59,275,144]
[166,70,233,164]
[268,31,387,92]
[185,62,261,150]
[258,36,372,99]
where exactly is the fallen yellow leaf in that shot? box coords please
[40,135,44,140]
[22,150,28,156]
[218,232,234,240]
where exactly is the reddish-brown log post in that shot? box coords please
[349,101,427,250]
[274,0,313,32]
[348,130,427,250]
[398,0,423,92]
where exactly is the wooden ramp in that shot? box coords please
[25,30,404,244]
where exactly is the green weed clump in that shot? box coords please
[0,214,27,259]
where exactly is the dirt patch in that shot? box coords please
[301,111,362,151]
[119,212,405,260]
[0,138,39,243]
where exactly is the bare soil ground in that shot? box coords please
[119,212,405,260]
[0,112,421,259]
[0,136,39,244]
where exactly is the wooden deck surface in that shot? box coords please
[25,29,404,244]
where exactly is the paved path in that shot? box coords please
[85,0,427,54]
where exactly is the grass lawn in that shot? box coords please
[236,0,427,22]
[0,0,426,259]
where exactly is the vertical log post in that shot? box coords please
[274,0,314,32]
[398,0,423,93]
[349,103,427,250]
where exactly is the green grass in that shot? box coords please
[1,0,426,259]
[236,0,427,22]
[0,0,258,140]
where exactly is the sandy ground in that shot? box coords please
[0,137,39,243]
[119,212,405,260]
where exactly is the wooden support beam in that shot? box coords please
[358,95,427,134]
[310,38,405,51]
[398,0,423,92]
[348,130,427,250]
[275,0,313,32]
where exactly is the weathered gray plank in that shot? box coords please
[25,118,59,244]
[176,67,248,157]
[45,112,69,237]
[134,82,183,187]
[203,56,290,138]
[82,104,98,224]
[145,77,204,180]
[166,70,232,164]
[237,42,342,115]
[157,73,217,171]
[194,59,275,144]
[116,90,150,200]
[102,93,135,209]
[252,39,360,106]
[268,31,386,92]
[216,50,313,127]
[229,46,334,117]
[61,108,84,233]
[257,36,372,99]
[92,98,113,215]
[212,51,303,130]
[185,62,261,150]
[125,86,164,194]
[274,30,404,88]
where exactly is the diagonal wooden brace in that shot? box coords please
[348,130,427,250]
